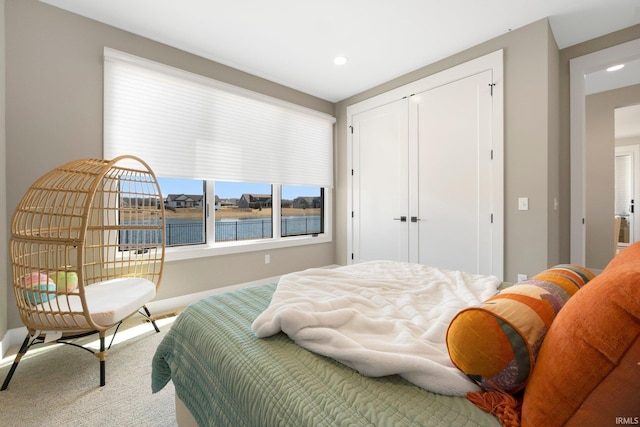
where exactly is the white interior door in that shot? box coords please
[615,144,640,247]
[352,98,409,262]
[412,70,494,274]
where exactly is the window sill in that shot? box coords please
[164,233,332,262]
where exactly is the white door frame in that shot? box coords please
[346,50,504,278]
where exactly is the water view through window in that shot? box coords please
[214,182,272,243]
[151,178,323,247]
[281,185,323,237]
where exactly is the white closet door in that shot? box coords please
[412,70,493,274]
[352,98,409,262]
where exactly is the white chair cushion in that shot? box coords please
[34,277,156,330]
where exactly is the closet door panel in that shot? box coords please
[352,99,409,262]
[413,70,493,274]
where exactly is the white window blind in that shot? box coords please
[103,48,335,188]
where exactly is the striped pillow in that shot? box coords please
[446,264,594,393]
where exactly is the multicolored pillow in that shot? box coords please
[446,264,594,393]
[531,264,594,295]
[22,272,57,305]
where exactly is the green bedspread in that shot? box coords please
[151,283,500,427]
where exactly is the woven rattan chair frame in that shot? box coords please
[2,155,165,390]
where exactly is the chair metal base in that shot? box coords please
[1,308,160,391]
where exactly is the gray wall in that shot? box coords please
[3,0,335,330]
[547,24,561,267]
[336,19,561,283]
[586,84,640,269]
[0,0,7,341]
[617,135,640,147]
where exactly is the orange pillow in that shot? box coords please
[521,261,640,426]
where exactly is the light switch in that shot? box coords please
[518,197,529,211]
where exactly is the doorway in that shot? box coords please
[570,38,640,267]
[615,146,638,247]
[614,103,640,251]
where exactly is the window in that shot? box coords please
[281,185,323,237]
[104,48,334,260]
[214,182,272,243]
[157,179,327,252]
[159,178,206,247]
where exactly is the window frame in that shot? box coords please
[164,181,332,262]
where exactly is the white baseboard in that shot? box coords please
[145,273,285,316]
[1,326,28,360]
[147,265,338,315]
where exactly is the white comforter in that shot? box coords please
[251,260,501,396]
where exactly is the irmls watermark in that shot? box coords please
[616,417,640,425]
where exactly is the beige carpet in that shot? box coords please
[0,315,179,427]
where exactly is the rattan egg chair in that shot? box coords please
[1,155,165,390]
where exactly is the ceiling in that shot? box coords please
[41,0,640,103]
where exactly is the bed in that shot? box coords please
[152,261,503,427]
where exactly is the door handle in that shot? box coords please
[631,199,635,214]
[393,216,407,222]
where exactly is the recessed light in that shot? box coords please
[334,56,348,66]
[607,64,625,72]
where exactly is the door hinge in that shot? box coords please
[491,213,494,223]
[490,149,493,160]
[349,125,354,134]
[489,83,496,96]
[351,169,354,176]
[351,253,354,260]
[352,211,354,218]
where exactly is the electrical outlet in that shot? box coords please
[517,274,528,282]
[265,254,270,264]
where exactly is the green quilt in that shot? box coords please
[152,283,500,427]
